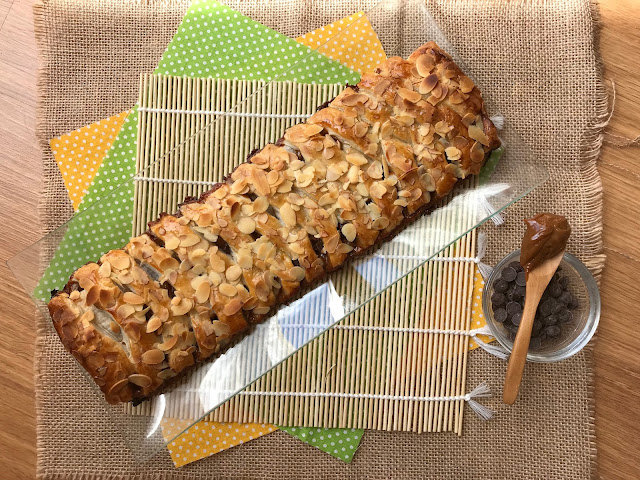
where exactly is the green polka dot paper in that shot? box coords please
[34,0,359,300]
[278,426,364,462]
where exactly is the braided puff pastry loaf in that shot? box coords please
[48,42,500,404]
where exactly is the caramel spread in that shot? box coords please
[520,213,571,275]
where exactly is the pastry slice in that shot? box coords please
[48,42,500,404]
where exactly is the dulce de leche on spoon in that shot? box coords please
[503,213,571,404]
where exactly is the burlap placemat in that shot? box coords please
[33,0,605,478]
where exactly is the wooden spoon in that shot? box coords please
[503,249,566,404]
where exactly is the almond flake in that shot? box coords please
[225,265,243,282]
[141,349,165,365]
[280,203,297,227]
[304,124,323,137]
[366,161,384,180]
[123,292,145,305]
[341,223,357,242]
[146,316,163,333]
[98,261,112,278]
[209,252,226,273]
[223,298,243,316]
[459,75,475,93]
[195,282,210,304]
[398,87,422,103]
[238,217,256,235]
[445,146,462,161]
[468,125,490,146]
[179,234,200,247]
[418,74,439,94]
[416,54,435,77]
[110,255,130,271]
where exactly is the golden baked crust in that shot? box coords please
[48,42,500,404]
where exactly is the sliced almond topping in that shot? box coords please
[108,379,129,395]
[336,243,354,254]
[461,112,476,127]
[470,141,485,163]
[398,87,422,103]
[366,161,384,180]
[372,216,390,230]
[251,169,271,196]
[98,261,112,278]
[123,292,145,305]
[277,180,293,193]
[128,374,152,388]
[219,283,238,297]
[179,233,201,247]
[86,351,105,369]
[420,173,436,192]
[85,285,100,306]
[253,306,271,315]
[225,265,243,282]
[289,266,306,282]
[164,235,180,251]
[445,146,462,161]
[70,290,81,301]
[416,53,435,77]
[195,282,210,304]
[354,122,369,138]
[170,298,193,316]
[159,257,180,272]
[286,128,309,144]
[341,223,357,243]
[253,196,269,213]
[110,255,130,271]
[468,125,490,146]
[280,203,297,227]
[237,217,256,235]
[346,152,368,166]
[372,79,391,97]
[141,349,165,365]
[117,304,136,319]
[146,316,163,333]
[223,298,243,316]
[304,124,323,137]
[459,75,475,93]
[209,252,226,273]
[341,93,369,106]
[326,234,340,254]
[211,320,231,337]
[369,182,387,199]
[356,183,369,198]
[418,74,439,94]
[266,169,280,185]
[158,336,179,351]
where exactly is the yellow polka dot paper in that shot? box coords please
[161,419,277,467]
[296,12,386,75]
[469,267,490,350]
[49,111,129,211]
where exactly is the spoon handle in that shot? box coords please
[503,277,546,405]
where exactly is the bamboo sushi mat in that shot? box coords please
[128,73,479,433]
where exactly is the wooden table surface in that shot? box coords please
[1,0,638,478]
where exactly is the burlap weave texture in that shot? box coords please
[34,0,604,478]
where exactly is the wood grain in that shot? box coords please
[0,0,638,478]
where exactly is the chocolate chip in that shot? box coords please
[511,312,522,326]
[494,279,509,293]
[543,314,558,326]
[491,292,506,306]
[509,261,523,272]
[515,285,526,298]
[548,281,563,298]
[558,291,572,305]
[559,276,570,288]
[494,308,508,323]
[510,288,522,302]
[545,325,561,338]
[557,309,573,323]
[567,294,579,310]
[502,266,517,282]
[515,271,526,286]
[506,301,522,316]
[530,337,542,349]
[505,323,519,334]
[532,320,543,337]
[540,299,557,317]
